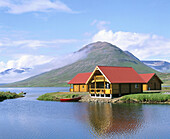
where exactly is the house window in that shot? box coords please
[82,85,84,88]
[135,84,139,88]
[106,83,110,89]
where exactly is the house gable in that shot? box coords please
[140,73,163,83]
[86,66,111,84]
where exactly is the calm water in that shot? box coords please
[0,87,169,139]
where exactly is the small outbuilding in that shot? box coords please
[68,72,92,92]
[139,73,163,91]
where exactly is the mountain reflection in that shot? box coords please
[87,103,144,138]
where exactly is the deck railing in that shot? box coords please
[89,88,111,94]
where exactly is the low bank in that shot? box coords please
[37,91,170,104]
[37,92,88,101]
[0,91,24,101]
[120,93,170,104]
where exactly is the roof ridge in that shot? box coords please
[78,72,92,73]
[139,73,155,75]
[97,65,132,68]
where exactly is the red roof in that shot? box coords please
[97,66,145,83]
[139,73,156,83]
[68,72,92,84]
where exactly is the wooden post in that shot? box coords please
[94,76,96,94]
[141,84,143,93]
[104,77,105,94]
[73,84,74,92]
[79,85,80,92]
[110,84,112,94]
[119,84,121,96]
[129,83,131,94]
[86,85,88,92]
[70,84,71,92]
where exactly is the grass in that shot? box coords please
[0,91,24,101]
[37,92,88,101]
[121,93,170,103]
[162,86,170,90]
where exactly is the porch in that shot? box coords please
[89,75,112,98]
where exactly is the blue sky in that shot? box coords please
[0,0,170,83]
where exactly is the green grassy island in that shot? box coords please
[0,91,24,101]
[37,92,87,101]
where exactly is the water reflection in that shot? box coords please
[87,103,144,138]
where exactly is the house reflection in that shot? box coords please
[87,103,144,137]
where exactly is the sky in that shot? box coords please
[0,0,170,83]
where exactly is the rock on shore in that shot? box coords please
[80,95,122,103]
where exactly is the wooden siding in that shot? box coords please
[121,84,130,94]
[147,75,162,90]
[112,84,119,94]
[73,85,80,92]
[112,83,142,94]
[80,85,88,92]
[73,84,88,92]
[131,83,142,93]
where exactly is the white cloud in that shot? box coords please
[92,30,170,61]
[0,54,54,83]
[0,0,74,14]
[0,55,53,72]
[0,39,78,48]
[0,47,89,83]
[91,20,110,30]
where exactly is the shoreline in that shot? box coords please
[37,91,170,104]
[80,94,170,104]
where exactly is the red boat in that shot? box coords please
[60,97,81,102]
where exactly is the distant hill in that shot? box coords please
[4,41,158,87]
[142,61,170,73]
[124,51,170,73]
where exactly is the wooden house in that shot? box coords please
[86,66,144,98]
[139,73,163,91]
[68,72,92,92]
[68,66,147,98]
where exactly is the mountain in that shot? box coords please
[142,61,170,73]
[124,51,140,61]
[4,42,157,87]
[0,68,31,75]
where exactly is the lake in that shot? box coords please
[0,87,169,139]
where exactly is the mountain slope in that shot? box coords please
[5,42,157,87]
[142,61,170,73]
[124,51,140,61]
